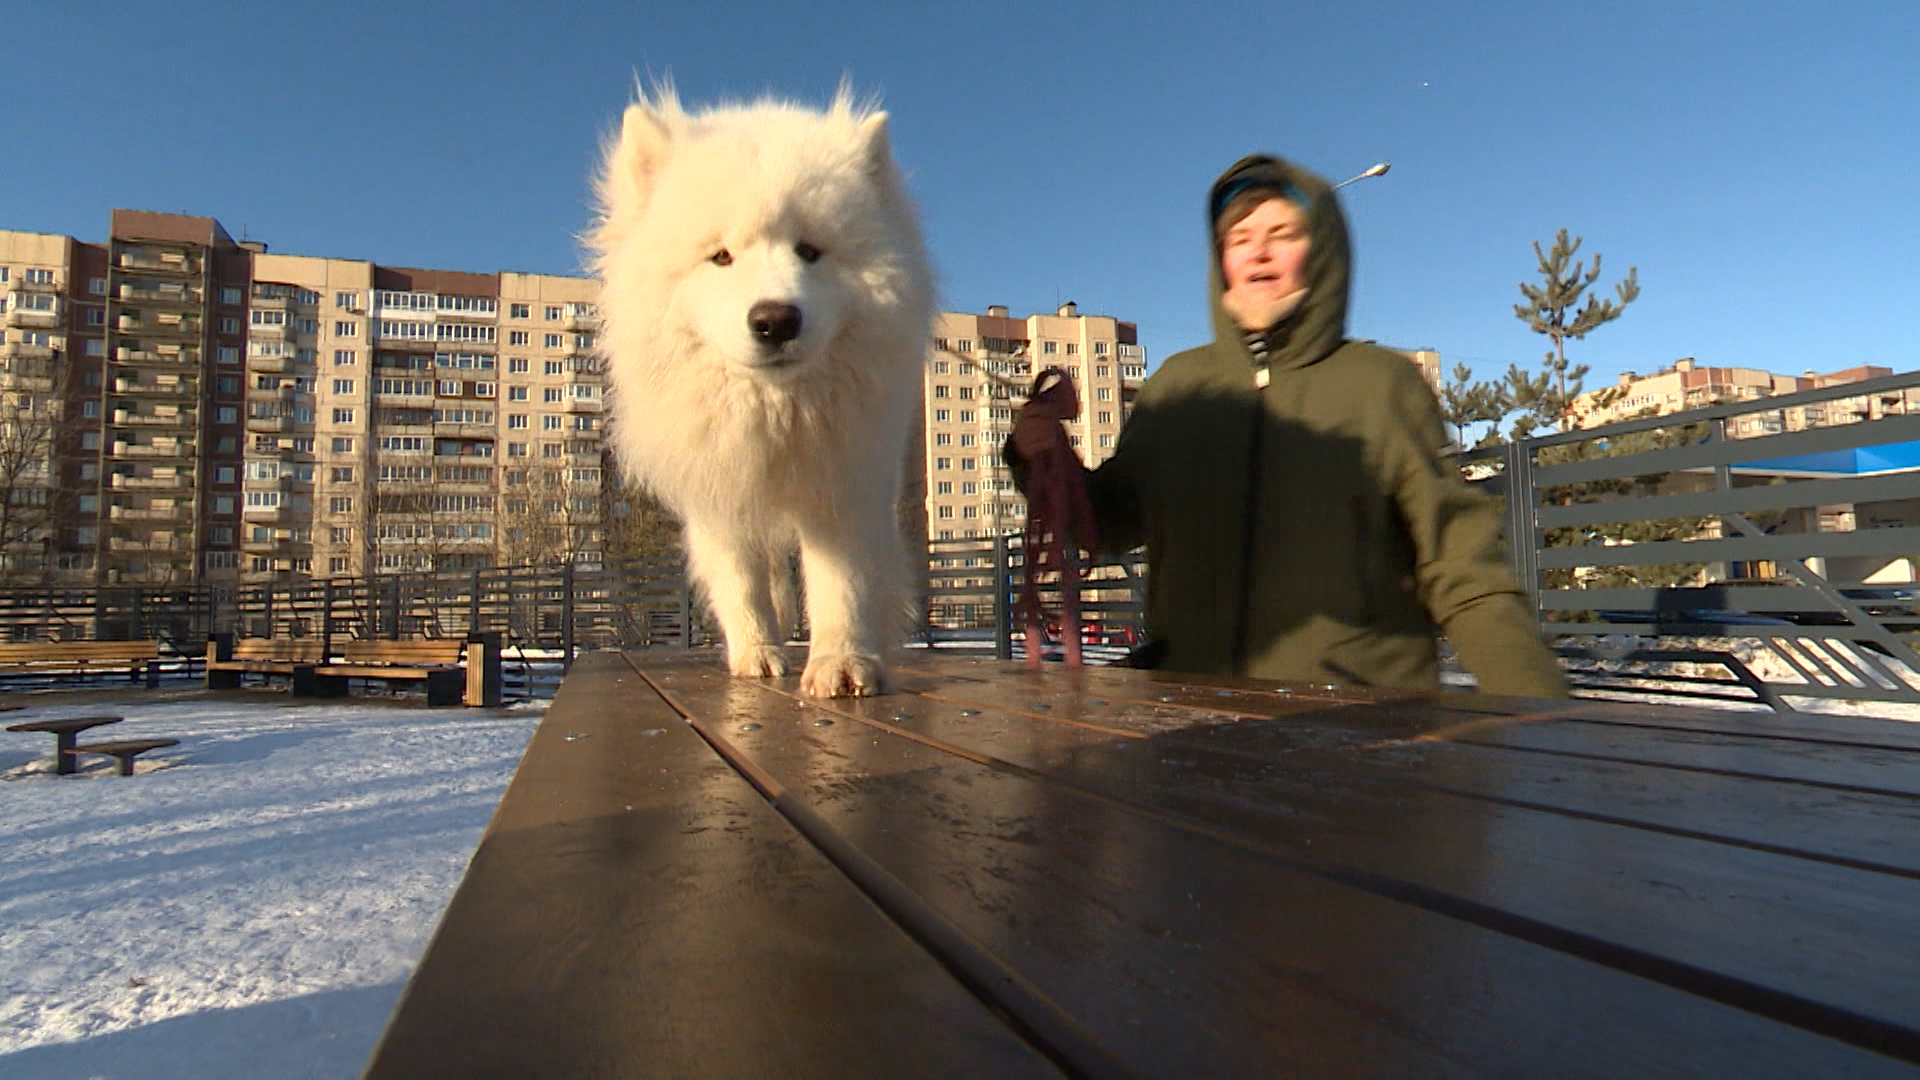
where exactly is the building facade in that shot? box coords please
[1572,357,1898,432]
[1,210,604,587]
[924,303,1146,541]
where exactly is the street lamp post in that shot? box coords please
[1332,162,1391,190]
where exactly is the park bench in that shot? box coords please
[0,641,162,687]
[204,638,329,690]
[6,714,126,775]
[65,737,179,776]
[305,639,495,707]
[368,651,1920,1077]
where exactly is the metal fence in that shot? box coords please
[7,369,1920,713]
[1466,367,1920,712]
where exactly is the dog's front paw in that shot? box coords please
[729,643,790,679]
[800,652,889,698]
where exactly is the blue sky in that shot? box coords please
[6,1,1916,393]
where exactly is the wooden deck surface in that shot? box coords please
[366,651,1920,1078]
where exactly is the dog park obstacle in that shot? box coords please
[63,737,179,776]
[366,651,1920,1076]
[6,715,128,775]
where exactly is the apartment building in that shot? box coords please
[924,303,1146,541]
[1571,358,1899,433]
[0,210,604,586]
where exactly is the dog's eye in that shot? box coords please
[795,243,823,264]
[709,249,732,267]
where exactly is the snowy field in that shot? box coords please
[0,687,543,1080]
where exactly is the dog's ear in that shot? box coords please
[605,103,674,215]
[856,111,893,177]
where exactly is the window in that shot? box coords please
[86,307,105,326]
[962,506,978,519]
[936,505,954,519]
[934,456,951,471]
[333,321,358,337]
[333,349,357,366]
[509,330,529,346]
[1099,434,1114,448]
[933,433,951,447]
[574,334,594,350]
[217,286,242,305]
[252,309,286,327]
[214,405,238,424]
[959,434,976,447]
[335,291,358,309]
[217,346,239,364]
[86,339,105,357]
[544,360,562,375]
[333,379,355,394]
[1096,387,1112,401]
[954,339,972,353]
[544,306,562,320]
[509,414,528,429]
[330,497,353,513]
[215,465,236,483]
[507,442,527,457]
[1098,411,1112,424]
[510,303,530,319]
[297,318,320,334]
[544,334,563,349]
[1065,344,1079,355]
[934,409,949,422]
[80,432,100,450]
[89,277,107,295]
[330,527,352,543]
[331,437,354,452]
[1043,342,1057,355]
[330,467,354,482]
[960,457,976,471]
[508,386,529,401]
[935,481,952,495]
[958,386,974,400]
[1095,342,1109,355]
[328,556,350,574]
[24,268,55,285]
[933,385,950,399]
[509,357,529,373]
[541,443,562,458]
[542,415,561,430]
[217,317,241,334]
[543,387,562,403]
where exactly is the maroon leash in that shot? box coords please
[1011,367,1098,667]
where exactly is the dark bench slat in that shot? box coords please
[365,652,1058,1079]
[65,737,179,776]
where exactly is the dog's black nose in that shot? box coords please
[747,301,803,346]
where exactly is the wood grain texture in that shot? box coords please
[364,652,1061,1080]
[647,658,1920,1077]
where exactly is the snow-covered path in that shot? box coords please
[0,689,541,1080]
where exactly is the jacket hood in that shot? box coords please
[1207,155,1351,373]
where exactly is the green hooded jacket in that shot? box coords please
[1079,155,1567,696]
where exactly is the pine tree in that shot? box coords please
[1514,229,1640,432]
[1439,362,1511,449]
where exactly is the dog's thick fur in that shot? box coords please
[586,88,933,697]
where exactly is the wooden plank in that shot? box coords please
[365,652,1061,1080]
[882,664,1920,1061]
[642,662,1920,1077]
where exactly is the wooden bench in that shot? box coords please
[0,641,162,687]
[204,638,329,690]
[305,640,493,707]
[369,651,1920,1076]
[65,737,179,776]
[6,714,125,775]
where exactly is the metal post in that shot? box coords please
[1710,417,1734,583]
[1501,437,1541,616]
[321,581,335,660]
[468,569,482,638]
[992,534,1013,661]
[561,562,576,670]
[388,577,402,640]
[262,586,274,642]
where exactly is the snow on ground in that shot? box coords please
[0,687,542,1080]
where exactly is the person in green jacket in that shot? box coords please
[1009,154,1567,697]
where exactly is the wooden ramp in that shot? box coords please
[366,651,1920,1078]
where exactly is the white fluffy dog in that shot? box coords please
[586,88,933,698]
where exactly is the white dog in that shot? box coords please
[586,87,933,698]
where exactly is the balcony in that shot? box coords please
[241,503,293,522]
[111,440,189,459]
[250,294,296,313]
[2,342,55,362]
[111,409,191,428]
[0,372,54,393]
[112,376,192,396]
[564,396,603,413]
[6,303,60,328]
[12,276,59,293]
[246,416,290,434]
[108,505,185,523]
[249,354,291,373]
[250,320,295,341]
[109,473,187,491]
[114,346,189,366]
[146,313,202,338]
[118,251,199,276]
[118,283,197,306]
[434,422,497,439]
[108,535,181,553]
[563,312,600,333]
